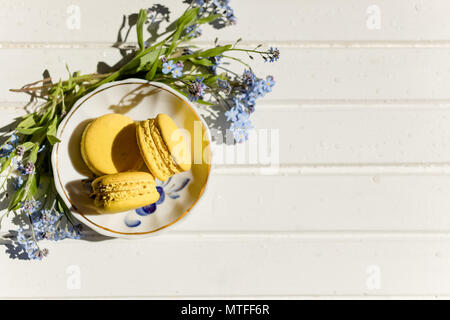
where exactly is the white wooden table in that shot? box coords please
[2,0,450,299]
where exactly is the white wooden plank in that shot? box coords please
[2,236,450,297]
[1,48,123,103]
[248,105,450,165]
[177,174,450,232]
[3,0,450,43]
[4,47,450,102]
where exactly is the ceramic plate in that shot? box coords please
[51,79,212,239]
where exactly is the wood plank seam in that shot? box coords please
[8,41,450,49]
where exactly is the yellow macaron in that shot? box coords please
[91,171,160,213]
[136,113,191,181]
[81,113,143,176]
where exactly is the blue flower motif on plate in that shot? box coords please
[124,177,190,228]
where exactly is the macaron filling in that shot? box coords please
[148,119,182,174]
[137,120,175,180]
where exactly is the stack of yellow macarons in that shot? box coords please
[136,114,191,181]
[81,113,191,213]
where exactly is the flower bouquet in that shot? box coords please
[0,0,279,259]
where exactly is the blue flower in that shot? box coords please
[263,75,275,92]
[13,176,23,190]
[241,92,257,107]
[237,96,246,108]
[254,79,266,96]
[242,69,256,88]
[162,60,176,74]
[211,55,222,74]
[265,47,280,62]
[185,24,202,38]
[171,67,183,78]
[163,60,184,78]
[229,117,253,143]
[188,77,207,102]
[225,107,239,122]
[10,134,19,145]
[13,208,82,259]
[0,143,13,157]
[237,111,250,122]
[16,146,24,157]
[213,0,229,8]
[21,200,41,215]
[20,161,35,175]
[15,227,47,260]
[218,79,230,90]
[32,209,82,241]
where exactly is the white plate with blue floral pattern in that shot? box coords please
[51,79,212,239]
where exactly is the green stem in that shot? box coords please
[229,48,268,54]
[222,55,252,70]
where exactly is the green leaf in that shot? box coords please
[17,126,45,135]
[177,7,200,27]
[18,142,35,151]
[196,14,221,25]
[46,116,60,145]
[17,114,36,129]
[204,75,220,85]
[166,7,200,56]
[197,45,232,58]
[57,197,64,213]
[38,98,57,126]
[196,99,214,106]
[188,57,214,67]
[145,45,165,81]
[136,9,147,51]
[181,74,212,81]
[26,174,38,200]
[137,47,166,72]
[28,143,40,163]
[66,64,73,88]
[0,156,10,174]
[8,186,26,211]
[47,135,60,145]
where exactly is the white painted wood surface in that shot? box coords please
[2,0,450,298]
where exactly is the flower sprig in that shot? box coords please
[3,0,279,259]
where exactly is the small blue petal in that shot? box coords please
[124,215,141,227]
[155,186,165,205]
[172,178,191,192]
[135,203,157,216]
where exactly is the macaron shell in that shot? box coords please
[81,122,103,176]
[155,114,192,172]
[92,171,160,213]
[81,114,143,176]
[136,120,173,181]
[95,191,160,213]
[92,171,156,188]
